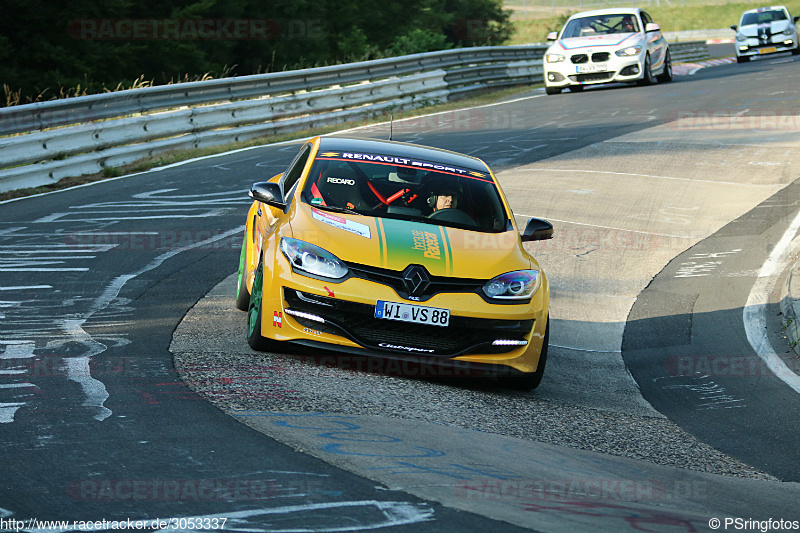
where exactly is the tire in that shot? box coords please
[568,85,584,92]
[247,261,277,351]
[737,55,749,63]
[501,319,549,391]
[235,232,250,311]
[656,50,673,83]
[637,54,655,86]
[792,46,800,56]
[545,86,562,95]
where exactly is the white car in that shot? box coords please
[543,8,672,94]
[731,6,800,62]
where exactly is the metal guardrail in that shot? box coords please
[0,42,708,194]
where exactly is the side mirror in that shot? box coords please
[249,181,287,211]
[546,31,558,41]
[730,25,738,31]
[521,218,553,242]
[794,16,799,23]
[644,22,661,33]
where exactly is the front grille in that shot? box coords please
[591,52,610,62]
[571,54,588,64]
[348,262,483,302]
[284,289,533,357]
[569,72,613,82]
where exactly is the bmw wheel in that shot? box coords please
[656,50,673,83]
[235,232,251,311]
[545,86,562,95]
[737,55,750,63]
[637,54,655,86]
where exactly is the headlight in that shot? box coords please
[280,238,348,279]
[736,33,747,41]
[483,270,541,300]
[784,27,795,35]
[615,45,642,57]
[545,54,565,63]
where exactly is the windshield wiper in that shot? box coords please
[311,203,361,216]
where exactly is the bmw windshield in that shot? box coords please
[301,152,512,233]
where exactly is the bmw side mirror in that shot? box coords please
[546,31,558,41]
[644,22,661,33]
[794,16,799,23]
[249,181,287,211]
[521,218,553,242]
[730,25,738,31]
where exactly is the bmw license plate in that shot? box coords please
[758,47,777,54]
[577,63,607,73]
[375,300,450,327]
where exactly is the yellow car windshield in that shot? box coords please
[301,156,511,233]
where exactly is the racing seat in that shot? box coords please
[315,162,374,211]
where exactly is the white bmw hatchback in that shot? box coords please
[543,8,672,94]
[731,6,800,62]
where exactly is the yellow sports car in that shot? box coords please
[235,136,552,388]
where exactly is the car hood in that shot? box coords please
[292,203,532,278]
[739,20,794,36]
[551,33,640,51]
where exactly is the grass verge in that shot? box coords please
[508,1,800,43]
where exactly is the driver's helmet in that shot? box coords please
[621,16,635,31]
[426,178,461,210]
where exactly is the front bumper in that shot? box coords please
[544,55,645,88]
[258,258,548,373]
[736,38,797,57]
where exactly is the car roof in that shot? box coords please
[741,5,789,14]
[315,136,490,173]
[566,7,643,19]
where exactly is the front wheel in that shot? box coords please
[501,319,549,390]
[235,232,251,311]
[247,261,278,351]
[545,86,562,95]
[637,54,655,86]
[737,55,750,63]
[656,50,673,83]
[792,46,800,56]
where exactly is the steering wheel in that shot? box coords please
[427,208,477,226]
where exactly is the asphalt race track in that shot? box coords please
[2,52,800,531]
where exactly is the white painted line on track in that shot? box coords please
[743,210,800,394]
[0,403,26,424]
[0,342,35,359]
[516,213,695,239]
[24,500,434,533]
[551,343,621,354]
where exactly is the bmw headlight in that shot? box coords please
[784,27,795,35]
[483,270,541,300]
[736,33,747,42]
[615,45,642,57]
[545,54,565,63]
[280,238,348,279]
